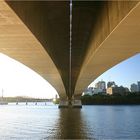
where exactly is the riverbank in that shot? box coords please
[81,93,140,105]
[0,96,52,103]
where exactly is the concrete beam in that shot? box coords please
[4,1,140,99]
[0,1,66,98]
[75,2,140,95]
[6,1,70,97]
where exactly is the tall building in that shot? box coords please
[84,87,94,96]
[107,86,127,95]
[93,88,103,94]
[138,81,140,92]
[95,80,106,93]
[107,81,116,88]
[125,87,130,93]
[130,83,138,92]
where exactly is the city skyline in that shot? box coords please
[89,79,140,90]
[90,53,140,90]
[85,79,140,95]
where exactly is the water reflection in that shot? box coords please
[0,104,140,139]
[47,108,95,139]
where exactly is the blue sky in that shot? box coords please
[90,53,140,89]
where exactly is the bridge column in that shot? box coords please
[58,95,82,108]
[58,95,68,108]
[73,94,82,100]
[72,94,82,108]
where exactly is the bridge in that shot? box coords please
[0,1,140,107]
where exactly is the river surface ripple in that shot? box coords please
[0,103,140,140]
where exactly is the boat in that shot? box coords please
[0,89,8,105]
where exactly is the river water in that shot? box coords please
[0,103,140,139]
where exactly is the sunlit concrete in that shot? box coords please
[59,99,82,108]
[75,2,140,96]
[6,1,70,98]
[0,1,66,98]
[2,1,140,100]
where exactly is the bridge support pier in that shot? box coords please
[58,96,82,108]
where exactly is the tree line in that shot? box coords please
[81,92,140,105]
[0,96,52,102]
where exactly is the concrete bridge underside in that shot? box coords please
[0,1,140,100]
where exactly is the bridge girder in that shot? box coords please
[1,1,139,99]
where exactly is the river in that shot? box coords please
[0,103,140,139]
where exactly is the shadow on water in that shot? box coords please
[45,108,95,139]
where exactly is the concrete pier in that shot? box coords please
[59,100,82,108]
[58,100,69,108]
[72,100,82,108]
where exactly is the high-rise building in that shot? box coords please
[125,87,130,93]
[107,81,116,88]
[84,87,94,96]
[107,86,127,95]
[130,83,138,92]
[137,81,140,92]
[93,88,103,94]
[95,80,106,92]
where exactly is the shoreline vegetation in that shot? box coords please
[81,92,140,105]
[53,92,140,105]
[1,93,140,105]
[0,96,52,103]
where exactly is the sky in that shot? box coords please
[89,53,140,90]
[0,53,58,99]
[0,53,140,98]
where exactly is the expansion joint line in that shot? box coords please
[69,0,72,98]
